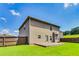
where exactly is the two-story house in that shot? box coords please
[19,16,63,45]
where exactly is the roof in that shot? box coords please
[19,16,60,30]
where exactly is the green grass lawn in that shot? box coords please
[64,34,79,38]
[0,42,79,56]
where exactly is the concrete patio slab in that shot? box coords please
[34,42,64,47]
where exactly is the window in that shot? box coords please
[50,36,52,40]
[38,35,41,39]
[50,26,52,31]
[55,34,58,37]
[24,27,26,30]
[45,35,48,41]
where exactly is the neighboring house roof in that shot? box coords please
[19,16,60,30]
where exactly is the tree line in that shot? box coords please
[64,27,79,35]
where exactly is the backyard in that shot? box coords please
[64,34,79,38]
[0,42,79,56]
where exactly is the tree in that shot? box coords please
[63,31,70,35]
[71,27,79,35]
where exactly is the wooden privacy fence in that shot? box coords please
[17,37,28,45]
[0,37,17,46]
[60,38,79,42]
[0,36,27,46]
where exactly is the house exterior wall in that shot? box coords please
[19,20,29,37]
[19,20,30,44]
[29,19,60,44]
[59,31,63,38]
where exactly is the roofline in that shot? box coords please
[19,16,60,30]
[19,16,30,30]
[0,36,27,38]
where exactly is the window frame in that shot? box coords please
[38,35,41,39]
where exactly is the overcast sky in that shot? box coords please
[0,3,79,35]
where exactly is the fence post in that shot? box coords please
[3,37,5,46]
